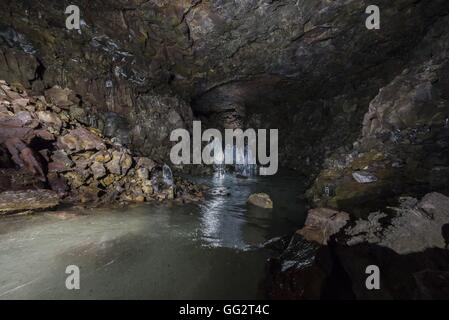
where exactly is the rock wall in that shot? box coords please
[307,15,449,215]
[0,80,203,213]
[1,1,448,172]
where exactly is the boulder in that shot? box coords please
[106,150,132,175]
[36,111,62,131]
[0,189,59,214]
[92,150,112,163]
[247,193,273,209]
[418,192,449,220]
[63,171,85,189]
[78,186,100,203]
[57,128,106,153]
[47,172,68,195]
[297,208,350,245]
[90,161,106,180]
[48,150,73,172]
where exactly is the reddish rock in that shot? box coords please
[57,128,106,153]
[47,172,68,195]
[48,150,73,173]
[90,161,106,179]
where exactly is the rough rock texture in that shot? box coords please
[297,208,349,245]
[307,14,449,216]
[0,80,202,212]
[0,189,59,214]
[345,193,449,254]
[267,192,449,299]
[1,1,448,171]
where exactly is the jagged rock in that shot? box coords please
[247,193,273,209]
[57,128,106,153]
[136,167,149,180]
[106,150,132,175]
[90,161,106,180]
[69,105,88,124]
[63,172,85,189]
[141,180,153,195]
[345,192,449,254]
[47,172,68,195]
[36,111,62,132]
[136,157,157,172]
[268,192,449,299]
[92,150,112,163]
[297,208,349,245]
[100,174,116,187]
[0,189,59,214]
[14,110,33,126]
[3,137,45,181]
[48,150,73,173]
[418,192,449,219]
[44,86,73,108]
[352,171,378,184]
[78,186,100,203]
[0,168,44,192]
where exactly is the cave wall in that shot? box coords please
[1,0,448,169]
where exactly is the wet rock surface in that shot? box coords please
[267,192,449,299]
[247,193,273,209]
[0,81,202,214]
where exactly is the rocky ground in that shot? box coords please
[0,80,203,214]
[1,0,449,299]
[266,192,449,299]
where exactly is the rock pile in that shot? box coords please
[0,80,202,213]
